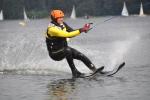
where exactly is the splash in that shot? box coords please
[104,36,140,71]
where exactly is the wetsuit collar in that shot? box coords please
[51,21,65,30]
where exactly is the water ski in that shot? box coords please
[83,66,105,78]
[100,62,125,76]
[83,62,125,78]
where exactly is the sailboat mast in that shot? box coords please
[70,5,76,19]
[139,2,145,16]
[121,1,129,16]
[0,10,4,21]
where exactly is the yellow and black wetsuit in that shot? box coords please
[46,21,80,60]
[46,21,96,77]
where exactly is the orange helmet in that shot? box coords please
[50,10,64,19]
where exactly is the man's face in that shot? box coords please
[57,17,64,24]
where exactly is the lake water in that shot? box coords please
[0,16,150,100]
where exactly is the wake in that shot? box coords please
[104,36,140,71]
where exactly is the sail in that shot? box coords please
[139,2,145,16]
[19,8,29,26]
[121,2,129,16]
[70,5,76,19]
[0,10,4,21]
[23,8,29,21]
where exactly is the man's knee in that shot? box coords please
[75,52,86,60]
[78,53,85,57]
[65,47,72,55]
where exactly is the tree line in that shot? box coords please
[0,0,150,19]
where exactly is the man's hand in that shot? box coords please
[80,23,92,33]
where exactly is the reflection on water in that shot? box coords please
[0,66,150,100]
[46,76,127,100]
[47,78,76,100]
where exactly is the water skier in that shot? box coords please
[45,9,99,78]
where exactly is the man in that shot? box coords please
[45,9,97,78]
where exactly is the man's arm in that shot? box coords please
[47,26,80,38]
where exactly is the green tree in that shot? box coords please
[0,0,150,19]
[3,0,24,19]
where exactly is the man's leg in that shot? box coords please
[70,47,97,72]
[65,47,84,77]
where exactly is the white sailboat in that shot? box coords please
[139,2,145,16]
[0,10,4,21]
[121,2,129,16]
[23,7,29,21]
[19,8,29,26]
[70,5,76,19]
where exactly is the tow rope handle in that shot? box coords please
[88,16,116,32]
[86,23,93,33]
